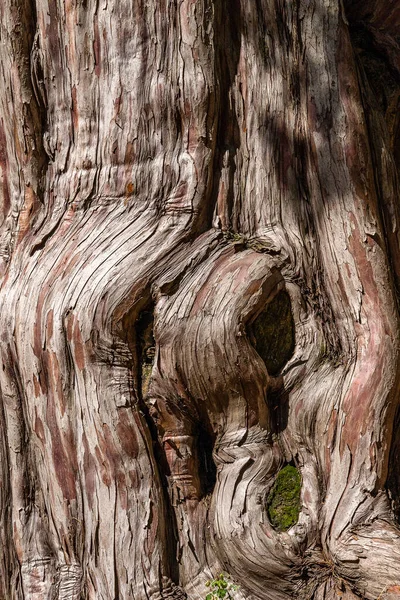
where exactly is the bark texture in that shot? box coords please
[0,0,400,599]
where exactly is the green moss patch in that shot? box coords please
[267,465,301,531]
[251,290,294,376]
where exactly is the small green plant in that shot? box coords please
[205,574,239,600]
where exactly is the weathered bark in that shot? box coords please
[0,0,400,599]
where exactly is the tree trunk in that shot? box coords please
[1,0,400,598]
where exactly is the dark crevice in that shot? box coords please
[197,425,217,497]
[267,388,289,435]
[250,290,295,377]
[209,0,242,233]
[350,24,400,123]
[125,305,180,584]
[387,404,400,524]
[133,305,168,477]
[29,216,64,255]
[247,290,295,434]
[131,304,218,587]
[350,22,400,170]
[27,2,49,208]
[135,307,156,400]
[350,22,400,302]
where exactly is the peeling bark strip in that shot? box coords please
[0,0,400,598]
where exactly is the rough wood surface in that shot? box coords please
[0,0,400,599]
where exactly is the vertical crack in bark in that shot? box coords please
[131,303,186,593]
[0,0,48,266]
[350,22,400,292]
[212,0,241,233]
[136,306,156,401]
[387,404,400,524]
[348,15,400,543]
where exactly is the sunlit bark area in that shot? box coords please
[0,0,400,599]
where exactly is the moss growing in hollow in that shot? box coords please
[251,290,294,376]
[267,465,301,531]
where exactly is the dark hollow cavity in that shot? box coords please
[251,290,295,376]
